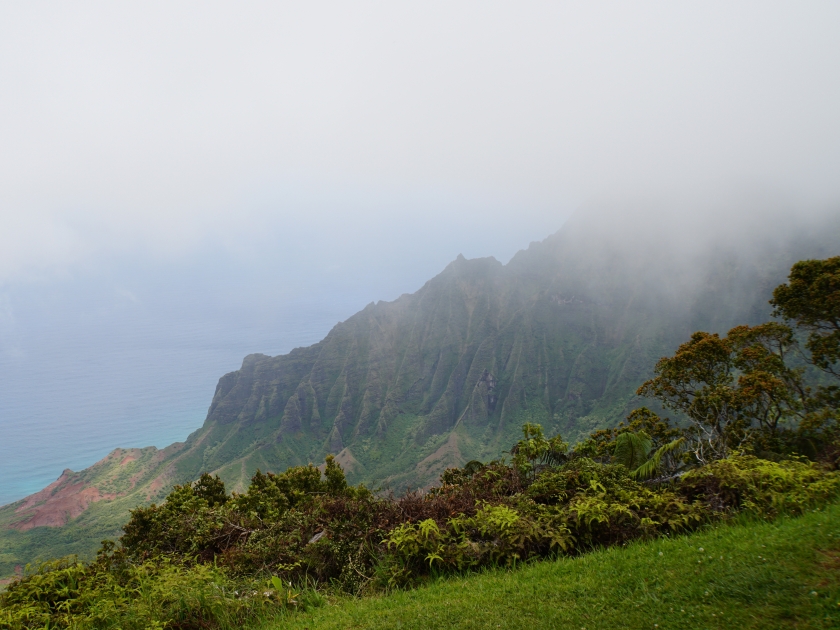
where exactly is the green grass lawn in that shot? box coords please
[268,503,840,630]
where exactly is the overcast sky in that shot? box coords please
[1,1,839,282]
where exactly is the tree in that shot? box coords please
[192,473,228,507]
[771,257,840,422]
[637,323,805,463]
[727,323,807,434]
[771,256,840,378]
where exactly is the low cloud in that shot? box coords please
[1,2,838,282]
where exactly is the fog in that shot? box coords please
[2,2,839,282]
[1,2,839,503]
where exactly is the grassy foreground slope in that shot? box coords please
[273,504,840,630]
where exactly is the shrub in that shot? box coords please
[4,424,840,627]
[679,454,840,516]
[0,555,304,630]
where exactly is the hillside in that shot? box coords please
[132,209,840,493]
[270,502,840,630]
[2,207,838,578]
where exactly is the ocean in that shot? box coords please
[0,265,374,507]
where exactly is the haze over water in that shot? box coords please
[0,267,343,505]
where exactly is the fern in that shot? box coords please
[612,432,652,470]
[631,438,686,480]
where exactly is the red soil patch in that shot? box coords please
[10,471,117,531]
[5,445,174,532]
[145,464,176,500]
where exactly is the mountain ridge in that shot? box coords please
[2,207,838,577]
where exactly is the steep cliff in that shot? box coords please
[137,208,840,492]
[2,208,837,577]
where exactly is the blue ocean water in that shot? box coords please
[0,248,396,506]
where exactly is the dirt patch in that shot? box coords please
[334,448,361,475]
[415,432,464,481]
[145,474,166,499]
[144,462,178,500]
[10,471,117,531]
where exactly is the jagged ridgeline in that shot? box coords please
[177,208,839,492]
[1,206,837,577]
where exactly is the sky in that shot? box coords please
[1,1,839,286]
[1,2,840,502]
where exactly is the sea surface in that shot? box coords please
[0,264,377,506]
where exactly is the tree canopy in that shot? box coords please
[771,256,840,377]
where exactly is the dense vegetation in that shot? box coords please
[269,501,840,629]
[1,256,838,629]
[3,213,838,576]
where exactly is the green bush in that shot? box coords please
[4,425,840,628]
[382,501,570,586]
[0,555,310,630]
[679,453,840,516]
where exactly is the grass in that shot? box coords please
[268,503,840,629]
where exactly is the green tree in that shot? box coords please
[771,256,840,378]
[637,323,805,463]
[192,473,228,507]
[771,256,840,423]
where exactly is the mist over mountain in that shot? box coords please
[2,201,836,577]
[182,201,839,492]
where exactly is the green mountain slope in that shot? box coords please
[2,208,838,578]
[166,210,839,491]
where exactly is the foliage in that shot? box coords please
[0,555,311,630]
[3,421,839,628]
[633,256,840,465]
[3,255,840,627]
[268,502,840,630]
[382,501,572,587]
[573,408,688,479]
[510,423,568,479]
[611,431,652,470]
[574,407,681,460]
[680,454,840,517]
[637,323,814,462]
[772,256,840,438]
[631,437,686,480]
[771,255,840,378]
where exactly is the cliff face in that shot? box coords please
[2,208,838,577]
[155,210,840,493]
